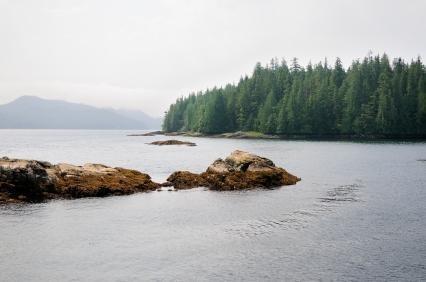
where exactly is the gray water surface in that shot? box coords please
[0,130,425,281]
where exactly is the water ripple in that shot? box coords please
[224,183,363,239]
[318,184,361,203]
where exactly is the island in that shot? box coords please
[161,55,426,140]
[148,140,197,146]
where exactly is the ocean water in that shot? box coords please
[0,130,425,281]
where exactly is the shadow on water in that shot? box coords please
[225,182,363,238]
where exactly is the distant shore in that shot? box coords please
[129,130,426,141]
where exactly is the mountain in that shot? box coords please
[0,96,162,129]
[114,109,162,130]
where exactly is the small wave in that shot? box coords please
[318,183,361,203]
[224,211,315,239]
[224,183,363,239]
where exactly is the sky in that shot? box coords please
[0,0,425,117]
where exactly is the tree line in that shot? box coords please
[163,54,426,137]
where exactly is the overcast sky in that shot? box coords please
[0,0,425,116]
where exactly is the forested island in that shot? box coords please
[163,54,426,138]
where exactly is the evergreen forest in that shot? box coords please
[163,54,426,137]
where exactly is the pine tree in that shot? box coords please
[376,72,395,133]
[162,55,425,138]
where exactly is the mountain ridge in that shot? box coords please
[0,96,162,129]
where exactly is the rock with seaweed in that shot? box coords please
[166,150,300,190]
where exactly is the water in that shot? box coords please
[0,130,425,281]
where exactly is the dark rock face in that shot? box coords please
[166,150,300,190]
[0,158,56,202]
[0,157,159,203]
[148,140,196,146]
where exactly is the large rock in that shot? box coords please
[166,150,300,190]
[206,150,275,173]
[0,157,159,203]
[0,157,56,202]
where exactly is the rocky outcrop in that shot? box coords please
[148,140,196,146]
[0,151,300,203]
[166,150,300,190]
[0,157,159,203]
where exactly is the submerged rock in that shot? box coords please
[0,157,159,203]
[166,150,300,190]
[148,140,196,146]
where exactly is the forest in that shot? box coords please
[163,54,426,137]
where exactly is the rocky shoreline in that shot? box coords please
[129,131,278,139]
[130,130,426,141]
[0,151,300,204]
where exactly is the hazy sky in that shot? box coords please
[0,0,425,116]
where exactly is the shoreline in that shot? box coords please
[130,131,426,142]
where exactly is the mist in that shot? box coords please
[0,0,425,116]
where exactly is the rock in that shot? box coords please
[0,158,56,201]
[226,150,275,169]
[206,159,234,174]
[167,150,300,190]
[55,167,159,198]
[206,151,275,173]
[0,157,160,203]
[166,171,207,189]
[0,151,300,203]
[148,140,196,146]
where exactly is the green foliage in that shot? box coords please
[163,54,426,137]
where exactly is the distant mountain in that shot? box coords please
[114,109,162,130]
[0,96,162,129]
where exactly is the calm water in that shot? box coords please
[0,130,425,281]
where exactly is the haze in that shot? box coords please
[0,0,425,116]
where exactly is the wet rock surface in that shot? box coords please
[0,151,300,203]
[166,171,207,190]
[0,157,159,203]
[148,140,196,146]
[166,150,300,190]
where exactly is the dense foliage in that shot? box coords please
[163,54,426,137]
